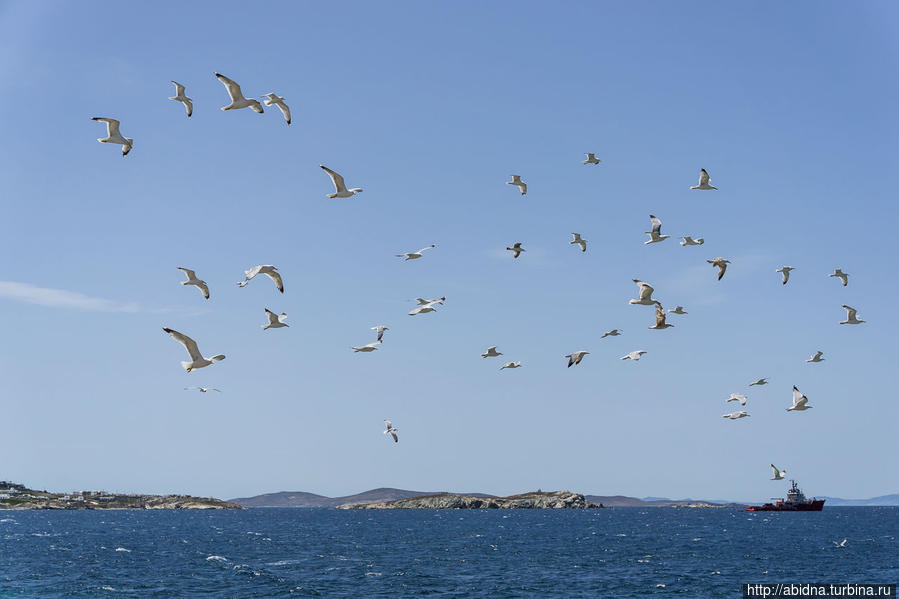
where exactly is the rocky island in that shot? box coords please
[0,481,241,510]
[338,490,602,510]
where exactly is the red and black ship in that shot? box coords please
[746,480,825,511]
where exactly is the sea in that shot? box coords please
[1,507,896,598]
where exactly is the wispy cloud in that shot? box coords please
[0,281,140,313]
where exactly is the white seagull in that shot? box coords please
[806,351,825,363]
[668,306,687,315]
[564,351,589,368]
[708,257,730,281]
[371,325,389,342]
[262,308,288,330]
[506,175,527,195]
[261,93,290,125]
[168,81,193,117]
[840,305,865,325]
[601,329,623,338]
[680,236,705,246]
[570,233,587,252]
[162,328,225,372]
[184,387,221,393]
[620,350,647,361]
[649,304,674,329]
[177,267,209,300]
[833,539,847,548]
[353,340,382,352]
[415,296,445,307]
[787,386,812,412]
[629,279,661,307]
[237,265,284,293]
[583,153,601,165]
[722,411,750,419]
[383,419,398,443]
[409,303,439,316]
[776,266,795,285]
[320,165,363,198]
[481,346,503,358]
[396,245,436,261]
[90,117,133,157]
[500,361,522,370]
[506,242,526,258]
[644,215,670,244]
[770,464,786,480]
[828,269,849,287]
[749,378,769,386]
[727,393,748,406]
[214,72,263,113]
[690,168,717,190]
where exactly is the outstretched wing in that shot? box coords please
[699,168,710,186]
[634,279,654,301]
[171,80,186,96]
[792,386,808,408]
[265,271,284,293]
[215,72,244,102]
[91,117,121,137]
[163,327,202,361]
[649,215,662,235]
[320,165,348,193]
[264,308,280,325]
[177,267,197,280]
[842,305,857,320]
[654,304,667,327]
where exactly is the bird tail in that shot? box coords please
[210,355,226,362]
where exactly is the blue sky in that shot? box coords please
[1,1,897,502]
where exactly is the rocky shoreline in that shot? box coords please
[338,490,602,510]
[0,482,241,510]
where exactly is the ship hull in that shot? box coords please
[746,499,825,512]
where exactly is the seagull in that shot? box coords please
[833,539,847,548]
[776,266,795,285]
[371,325,389,342]
[564,351,589,368]
[787,386,812,412]
[214,72,263,113]
[601,329,622,338]
[261,93,290,125]
[690,168,717,190]
[500,361,522,370]
[481,346,503,358]
[176,267,209,300]
[90,117,133,156]
[506,242,526,258]
[570,233,587,252]
[415,296,446,306]
[162,328,225,372]
[262,308,288,330]
[644,215,670,244]
[840,305,865,325]
[707,257,730,280]
[806,351,825,363]
[722,411,750,419]
[506,175,527,195]
[629,279,661,306]
[828,269,849,286]
[749,378,769,386]
[668,306,687,315]
[184,387,221,393]
[168,81,193,117]
[727,393,747,406]
[237,265,284,293]
[680,236,705,246]
[396,245,436,261]
[353,340,381,352]
[583,153,601,165]
[409,304,439,316]
[620,350,647,361]
[320,165,363,198]
[770,464,786,480]
[383,419,398,443]
[649,304,674,329]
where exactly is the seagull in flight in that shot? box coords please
[168,81,193,117]
[776,266,795,285]
[770,464,786,480]
[237,265,284,293]
[806,351,825,363]
[396,245,436,261]
[383,419,398,443]
[840,305,865,325]
[722,411,750,419]
[319,165,363,198]
[162,328,225,372]
[644,215,670,244]
[176,267,209,300]
[601,329,622,338]
[415,296,445,307]
[690,168,717,190]
[708,257,730,280]
[261,93,290,125]
[500,361,521,370]
[185,387,221,393]
[353,340,381,352]
[481,346,503,358]
[649,304,674,329]
[680,236,705,246]
[629,280,661,306]
[787,386,812,412]
[506,175,527,195]
[409,301,440,315]
[564,351,589,368]
[750,378,769,386]
[583,153,601,165]
[727,393,747,406]
[828,269,849,286]
[214,72,263,113]
[262,308,288,330]
[570,233,587,252]
[668,306,687,315]
[371,325,389,342]
[90,117,133,156]
[620,350,647,361]
[506,242,526,258]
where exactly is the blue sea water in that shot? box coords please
[1,507,896,598]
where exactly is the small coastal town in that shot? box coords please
[0,481,241,510]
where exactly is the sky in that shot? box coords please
[1,1,897,502]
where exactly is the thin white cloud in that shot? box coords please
[0,281,140,313]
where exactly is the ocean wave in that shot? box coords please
[206,555,229,563]
[115,547,131,553]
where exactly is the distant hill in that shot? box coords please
[230,487,495,508]
[818,494,899,507]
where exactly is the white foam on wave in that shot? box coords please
[0,518,17,523]
[114,547,131,552]
[206,555,229,562]
[101,586,116,592]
